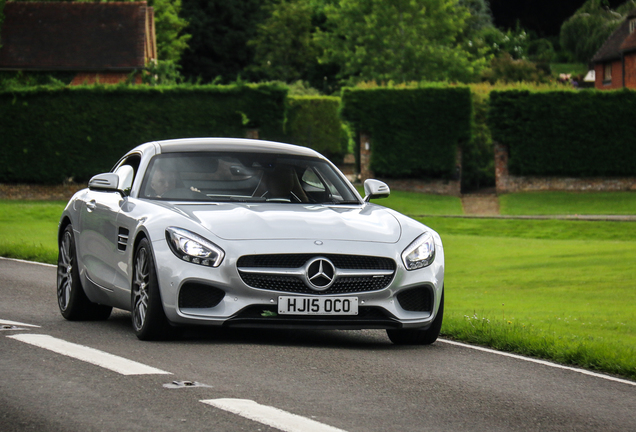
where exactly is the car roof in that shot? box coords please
[151,138,323,159]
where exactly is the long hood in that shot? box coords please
[171,203,402,243]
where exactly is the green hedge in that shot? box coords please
[283,96,348,161]
[340,86,472,179]
[489,89,636,176]
[0,83,287,183]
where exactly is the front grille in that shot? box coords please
[396,286,433,312]
[238,254,395,270]
[179,283,225,309]
[237,254,396,295]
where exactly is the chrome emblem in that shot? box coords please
[305,257,336,291]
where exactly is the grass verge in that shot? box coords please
[0,200,64,264]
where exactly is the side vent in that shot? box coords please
[117,227,129,252]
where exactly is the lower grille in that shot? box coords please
[396,286,433,312]
[225,305,400,329]
[179,283,225,309]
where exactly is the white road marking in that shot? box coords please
[0,256,55,268]
[7,334,171,376]
[201,399,348,432]
[439,339,636,387]
[0,319,40,328]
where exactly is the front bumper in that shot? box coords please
[152,237,444,330]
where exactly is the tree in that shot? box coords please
[150,0,191,63]
[316,0,488,84]
[179,0,272,83]
[560,0,636,63]
[248,0,319,82]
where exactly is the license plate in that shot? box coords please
[278,296,358,315]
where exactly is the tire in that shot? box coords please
[387,289,444,345]
[57,224,112,321]
[131,238,175,340]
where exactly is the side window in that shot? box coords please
[114,154,141,195]
[301,168,325,191]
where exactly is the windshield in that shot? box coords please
[140,152,360,204]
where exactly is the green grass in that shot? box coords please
[357,187,464,215]
[0,200,65,264]
[439,234,636,379]
[500,192,636,216]
[1,196,635,380]
[550,63,588,77]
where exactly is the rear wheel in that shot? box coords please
[131,238,175,340]
[387,289,444,345]
[57,224,112,320]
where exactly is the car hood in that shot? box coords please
[171,203,402,243]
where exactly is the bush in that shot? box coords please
[340,85,472,180]
[0,83,287,183]
[489,89,636,176]
[283,96,348,161]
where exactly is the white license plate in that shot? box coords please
[278,296,358,315]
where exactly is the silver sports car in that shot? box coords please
[57,138,445,344]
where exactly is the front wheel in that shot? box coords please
[131,238,175,340]
[387,289,444,345]
[57,224,112,321]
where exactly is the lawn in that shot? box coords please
[1,194,635,379]
[500,191,636,215]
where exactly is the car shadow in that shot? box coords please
[105,309,433,351]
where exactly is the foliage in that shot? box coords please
[150,0,191,63]
[248,0,320,83]
[317,0,488,84]
[489,89,636,176]
[341,85,472,179]
[560,0,636,63]
[462,86,494,190]
[0,84,287,183]
[142,60,184,85]
[284,96,348,160]
[458,0,493,32]
[481,53,549,84]
[179,0,271,83]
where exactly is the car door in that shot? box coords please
[77,187,124,295]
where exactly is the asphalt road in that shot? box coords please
[1,258,635,432]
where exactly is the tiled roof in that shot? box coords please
[590,14,633,63]
[0,2,149,70]
[620,26,636,53]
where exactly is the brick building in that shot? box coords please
[0,1,156,85]
[591,9,636,90]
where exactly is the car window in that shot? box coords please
[139,152,360,204]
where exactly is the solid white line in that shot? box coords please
[0,319,40,328]
[0,256,55,268]
[438,338,636,387]
[8,334,171,376]
[201,399,348,432]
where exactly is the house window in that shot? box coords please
[604,63,612,84]
[630,19,636,34]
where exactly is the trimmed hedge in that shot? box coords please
[0,84,287,183]
[489,89,636,177]
[340,86,472,179]
[283,96,348,161]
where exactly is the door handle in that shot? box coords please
[86,200,96,212]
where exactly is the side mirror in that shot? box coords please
[363,179,390,202]
[88,173,120,191]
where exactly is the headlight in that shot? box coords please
[402,232,435,270]
[165,227,225,267]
